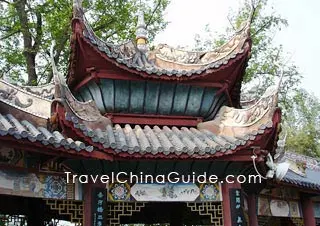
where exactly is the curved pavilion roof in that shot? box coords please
[67,0,251,87]
[0,1,280,162]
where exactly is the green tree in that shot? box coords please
[193,0,320,157]
[0,0,169,85]
[285,89,320,157]
[193,0,301,114]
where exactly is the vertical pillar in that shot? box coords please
[221,182,241,226]
[84,182,107,226]
[84,183,93,226]
[301,194,316,226]
[247,194,258,226]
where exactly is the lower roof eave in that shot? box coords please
[268,180,320,195]
[0,136,113,161]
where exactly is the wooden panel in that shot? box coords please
[185,86,205,116]
[171,84,190,115]
[114,80,130,113]
[199,87,216,116]
[87,81,105,113]
[76,79,227,121]
[100,79,115,112]
[129,81,146,113]
[144,82,161,114]
[78,86,92,102]
[158,83,175,115]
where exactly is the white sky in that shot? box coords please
[154,0,320,98]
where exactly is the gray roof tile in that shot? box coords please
[283,169,320,190]
[63,112,272,157]
[0,113,93,152]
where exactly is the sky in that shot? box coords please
[154,0,320,98]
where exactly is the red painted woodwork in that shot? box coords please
[221,181,241,226]
[84,183,93,226]
[105,113,202,126]
[67,23,251,93]
[247,194,259,226]
[301,195,316,226]
[84,182,106,226]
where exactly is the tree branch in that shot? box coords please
[146,0,162,27]
[32,10,42,52]
[0,29,20,40]
[93,18,116,32]
[251,17,274,37]
[0,0,11,4]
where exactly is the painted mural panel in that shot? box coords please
[257,196,302,217]
[0,169,82,200]
[107,182,222,202]
[131,183,200,202]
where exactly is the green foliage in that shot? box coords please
[285,89,320,157]
[193,0,320,157]
[0,0,169,85]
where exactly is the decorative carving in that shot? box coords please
[51,43,111,126]
[106,202,145,225]
[0,80,52,118]
[0,88,33,108]
[219,84,278,127]
[152,22,249,66]
[187,202,223,226]
[21,83,55,99]
[44,199,83,225]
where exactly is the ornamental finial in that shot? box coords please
[135,10,148,53]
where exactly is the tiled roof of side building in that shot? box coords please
[283,168,320,191]
[279,152,320,191]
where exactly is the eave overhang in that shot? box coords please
[66,1,252,95]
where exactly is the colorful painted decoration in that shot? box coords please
[131,183,200,202]
[108,183,131,201]
[199,183,222,201]
[0,170,81,200]
[44,175,67,199]
[289,201,301,218]
[257,197,272,216]
[257,196,301,217]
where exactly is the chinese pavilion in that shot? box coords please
[1,1,318,226]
